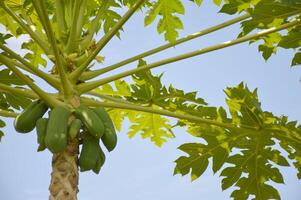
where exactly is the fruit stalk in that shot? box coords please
[49,142,79,200]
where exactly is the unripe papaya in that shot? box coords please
[14,100,48,133]
[69,119,82,140]
[74,106,104,139]
[93,146,106,174]
[93,107,116,133]
[93,107,117,151]
[79,135,100,172]
[102,127,117,152]
[36,118,48,152]
[45,106,70,153]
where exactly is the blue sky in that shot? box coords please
[1,1,301,200]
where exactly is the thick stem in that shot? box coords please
[77,19,301,94]
[80,14,250,81]
[49,143,79,200]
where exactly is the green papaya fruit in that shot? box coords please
[79,135,100,172]
[101,127,117,152]
[74,106,104,139]
[69,119,82,140]
[36,118,48,152]
[93,107,116,133]
[45,106,70,153]
[93,107,117,151]
[92,146,106,174]
[14,100,48,133]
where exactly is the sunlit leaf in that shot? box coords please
[174,83,300,200]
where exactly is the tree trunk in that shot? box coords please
[49,142,79,200]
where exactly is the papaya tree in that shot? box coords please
[0,0,301,199]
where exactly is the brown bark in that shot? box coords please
[49,142,79,200]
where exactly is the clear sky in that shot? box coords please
[1,1,301,200]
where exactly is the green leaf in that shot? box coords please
[0,9,20,36]
[174,83,300,200]
[291,51,301,66]
[144,0,184,42]
[144,0,162,26]
[128,59,207,112]
[127,109,174,147]
[0,69,26,85]
[219,0,301,63]
[0,119,5,128]
[279,29,301,49]
[0,69,32,111]
[219,1,241,15]
[102,9,122,38]
[93,60,208,147]
[5,93,31,110]
[0,119,6,142]
[174,143,210,180]
[94,79,131,97]
[231,179,281,200]
[213,0,222,6]
[174,123,234,180]
[21,40,47,68]
[193,0,203,7]
[262,148,290,167]
[0,130,3,141]
[258,44,275,60]
[108,108,126,132]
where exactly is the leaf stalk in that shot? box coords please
[77,19,301,94]
[80,14,251,80]
[69,0,146,82]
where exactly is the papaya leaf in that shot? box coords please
[0,91,32,110]
[189,0,221,7]
[21,40,47,68]
[5,93,31,110]
[0,68,32,110]
[0,33,12,43]
[218,0,301,64]
[127,109,174,147]
[144,0,184,42]
[108,108,127,132]
[116,59,210,146]
[128,59,207,110]
[0,9,20,36]
[0,68,27,85]
[278,27,301,67]
[92,79,132,132]
[94,79,131,97]
[0,118,5,141]
[291,51,301,66]
[0,0,47,38]
[189,0,203,7]
[174,83,300,200]
[103,9,122,38]
[94,59,209,146]
[273,116,301,179]
[0,130,3,141]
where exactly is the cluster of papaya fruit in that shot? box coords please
[14,99,117,174]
